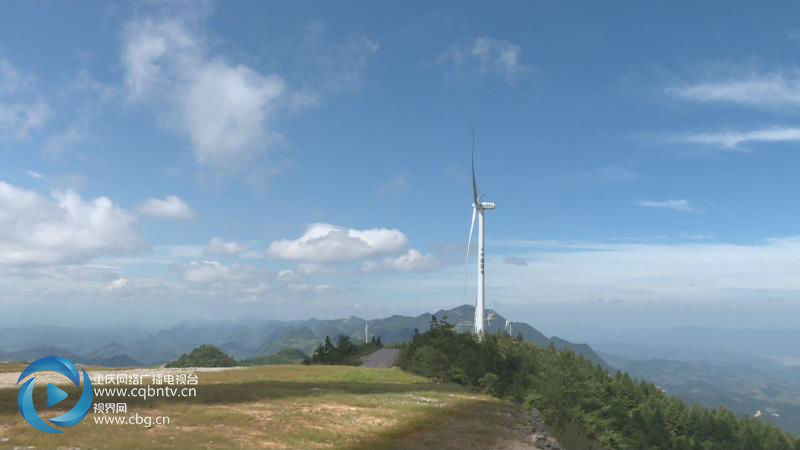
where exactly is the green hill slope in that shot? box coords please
[400,319,798,450]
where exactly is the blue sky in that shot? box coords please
[3,1,800,333]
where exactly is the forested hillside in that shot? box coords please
[400,317,799,450]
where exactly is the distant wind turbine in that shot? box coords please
[464,132,495,338]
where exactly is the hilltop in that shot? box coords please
[0,363,559,450]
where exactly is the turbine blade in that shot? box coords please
[462,207,477,302]
[471,130,479,205]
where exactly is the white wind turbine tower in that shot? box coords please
[464,133,496,338]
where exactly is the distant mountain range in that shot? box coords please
[0,305,607,369]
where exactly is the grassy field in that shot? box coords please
[0,363,538,449]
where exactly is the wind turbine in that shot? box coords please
[487,303,497,328]
[464,132,496,338]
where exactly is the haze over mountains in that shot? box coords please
[566,327,800,435]
[0,305,606,369]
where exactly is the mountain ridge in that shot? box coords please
[0,305,607,369]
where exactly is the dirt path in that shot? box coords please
[360,349,401,368]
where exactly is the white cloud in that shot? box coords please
[0,57,51,139]
[26,170,44,179]
[667,73,800,109]
[503,256,528,266]
[122,18,197,100]
[0,100,51,140]
[361,249,440,273]
[0,57,34,94]
[298,22,379,92]
[288,283,334,294]
[277,269,298,281]
[296,262,337,275]
[495,236,800,306]
[204,238,249,257]
[105,278,129,291]
[679,127,800,149]
[381,249,440,272]
[178,61,285,169]
[44,116,87,155]
[121,17,286,171]
[437,37,530,83]
[138,195,194,220]
[268,223,408,263]
[0,181,140,266]
[360,260,380,273]
[637,199,695,212]
[44,70,117,156]
[177,260,250,284]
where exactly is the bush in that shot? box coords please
[166,344,236,368]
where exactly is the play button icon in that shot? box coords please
[46,384,68,408]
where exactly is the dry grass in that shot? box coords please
[0,363,536,450]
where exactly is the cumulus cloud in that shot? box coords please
[0,181,140,266]
[138,195,194,220]
[105,278,129,291]
[120,14,379,173]
[268,223,408,263]
[437,37,530,83]
[636,199,695,212]
[379,249,440,272]
[178,61,285,169]
[171,259,338,302]
[176,260,253,284]
[121,17,285,171]
[204,238,249,257]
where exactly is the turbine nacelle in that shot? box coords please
[472,202,496,210]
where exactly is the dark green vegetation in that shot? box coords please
[603,353,800,435]
[306,335,383,365]
[239,347,308,365]
[400,317,800,450]
[166,344,236,368]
